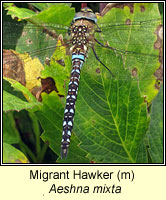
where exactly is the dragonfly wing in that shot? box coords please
[3,21,70,64]
[96,3,162,51]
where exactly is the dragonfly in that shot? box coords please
[3,5,162,160]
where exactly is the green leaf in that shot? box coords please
[3,79,26,101]
[41,38,71,95]
[74,48,148,163]
[35,92,90,163]
[30,3,57,11]
[29,4,75,25]
[147,85,163,163]
[6,3,75,25]
[97,3,161,102]
[3,90,41,112]
[136,140,148,163]
[6,6,36,19]
[3,77,34,103]
[3,3,14,8]
[3,142,29,163]
[3,112,20,144]
[30,3,72,11]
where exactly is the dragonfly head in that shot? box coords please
[72,7,97,24]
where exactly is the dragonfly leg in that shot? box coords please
[92,47,115,77]
[94,38,116,51]
[95,24,102,32]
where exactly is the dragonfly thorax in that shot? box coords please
[70,20,96,55]
[71,25,88,45]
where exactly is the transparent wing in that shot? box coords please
[3,18,162,84]
[94,17,162,82]
[93,44,161,81]
[3,20,71,90]
[3,20,70,63]
[3,21,69,37]
[98,18,161,30]
[96,18,162,49]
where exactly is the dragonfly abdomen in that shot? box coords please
[61,56,84,158]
